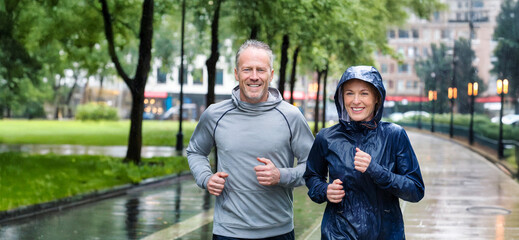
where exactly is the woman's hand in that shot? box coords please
[327,179,345,203]
[354,147,371,173]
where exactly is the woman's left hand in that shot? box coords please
[354,147,371,173]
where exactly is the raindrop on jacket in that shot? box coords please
[303,66,425,240]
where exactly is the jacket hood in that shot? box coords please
[334,66,386,124]
[231,85,282,112]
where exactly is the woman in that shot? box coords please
[303,66,424,240]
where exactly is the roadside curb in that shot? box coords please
[0,172,192,224]
[407,127,517,179]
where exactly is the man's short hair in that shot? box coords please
[235,39,274,70]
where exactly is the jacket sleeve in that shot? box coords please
[303,132,330,204]
[278,112,315,188]
[186,110,215,190]
[365,128,425,202]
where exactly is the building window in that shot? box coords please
[406,81,413,89]
[473,0,484,8]
[398,29,409,38]
[434,12,440,21]
[398,80,405,92]
[388,80,394,89]
[412,29,419,39]
[441,29,451,39]
[398,64,409,73]
[390,63,395,73]
[408,48,415,58]
[216,69,224,85]
[193,68,203,85]
[381,64,388,73]
[157,68,167,84]
[423,47,429,57]
[388,30,396,39]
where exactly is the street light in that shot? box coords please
[448,87,457,138]
[418,82,423,129]
[497,78,509,159]
[468,82,478,145]
[430,72,437,132]
[176,0,186,152]
[428,90,437,132]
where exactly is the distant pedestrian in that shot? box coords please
[187,39,314,240]
[304,66,425,239]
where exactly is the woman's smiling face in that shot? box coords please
[342,79,379,122]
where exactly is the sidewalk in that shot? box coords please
[2,130,519,239]
[145,130,519,240]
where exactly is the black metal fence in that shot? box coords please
[400,122,519,178]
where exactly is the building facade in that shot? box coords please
[376,0,503,105]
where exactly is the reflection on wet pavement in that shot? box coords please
[0,144,176,158]
[403,132,519,239]
[0,176,214,240]
[2,131,519,239]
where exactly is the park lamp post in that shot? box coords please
[468,82,478,145]
[418,82,424,129]
[448,87,457,138]
[176,0,186,152]
[428,90,437,133]
[497,78,509,159]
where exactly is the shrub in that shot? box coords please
[76,102,119,121]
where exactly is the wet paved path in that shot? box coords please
[0,144,176,158]
[2,131,519,239]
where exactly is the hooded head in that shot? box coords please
[334,66,386,125]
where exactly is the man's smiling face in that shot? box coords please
[234,47,273,104]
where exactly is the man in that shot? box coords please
[187,40,314,239]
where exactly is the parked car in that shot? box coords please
[403,111,430,119]
[389,111,430,122]
[491,114,519,126]
[389,112,404,122]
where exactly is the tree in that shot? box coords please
[493,0,519,112]
[99,0,154,165]
[0,0,43,118]
[203,0,224,106]
[415,43,453,114]
[453,38,484,114]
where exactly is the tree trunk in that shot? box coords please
[278,34,289,99]
[126,92,145,164]
[81,77,90,104]
[250,24,259,40]
[65,75,79,118]
[313,70,323,135]
[321,65,328,129]
[100,0,154,165]
[289,46,300,105]
[205,0,223,107]
[97,75,105,102]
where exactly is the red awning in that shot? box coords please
[283,91,322,100]
[385,95,429,102]
[144,91,168,98]
[475,96,501,103]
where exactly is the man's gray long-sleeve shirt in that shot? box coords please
[187,86,314,238]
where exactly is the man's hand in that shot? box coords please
[327,179,345,203]
[354,147,371,173]
[254,157,280,186]
[207,172,229,196]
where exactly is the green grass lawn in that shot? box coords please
[0,152,189,211]
[0,119,197,146]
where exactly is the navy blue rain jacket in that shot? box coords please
[303,66,425,240]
